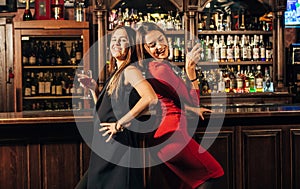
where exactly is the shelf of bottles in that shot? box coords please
[194,64,274,95]
[191,8,274,95]
[108,7,186,66]
[21,36,85,111]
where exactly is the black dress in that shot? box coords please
[86,71,144,189]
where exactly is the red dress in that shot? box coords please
[146,61,224,189]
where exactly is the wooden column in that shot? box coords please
[274,9,286,91]
[187,10,197,41]
[94,9,107,88]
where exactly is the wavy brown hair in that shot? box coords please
[136,22,167,70]
[106,26,137,96]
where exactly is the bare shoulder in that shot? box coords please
[124,65,144,85]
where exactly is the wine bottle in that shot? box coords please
[24,72,32,97]
[23,0,33,21]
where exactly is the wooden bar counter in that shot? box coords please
[1,105,300,189]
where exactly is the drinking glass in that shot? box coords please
[76,69,92,99]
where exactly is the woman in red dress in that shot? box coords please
[136,22,224,189]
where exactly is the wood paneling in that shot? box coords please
[0,144,28,189]
[41,142,80,189]
[290,129,300,189]
[242,129,282,189]
[194,128,235,189]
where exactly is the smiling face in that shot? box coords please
[144,30,169,61]
[110,28,129,62]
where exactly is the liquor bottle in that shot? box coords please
[173,37,180,62]
[23,0,33,21]
[38,72,45,95]
[205,36,212,62]
[75,40,83,64]
[36,41,45,66]
[233,35,241,62]
[174,10,182,30]
[30,72,38,96]
[236,65,244,93]
[198,13,204,31]
[264,66,274,92]
[201,71,209,94]
[180,40,185,62]
[239,9,246,30]
[225,12,231,31]
[117,8,124,26]
[55,72,63,95]
[168,37,174,61]
[74,0,84,22]
[244,66,250,93]
[246,35,253,61]
[22,42,30,65]
[51,0,64,20]
[219,35,227,62]
[259,35,266,61]
[212,35,220,62]
[129,8,136,29]
[223,68,230,93]
[241,35,248,61]
[123,8,131,27]
[255,65,264,92]
[44,72,52,95]
[199,35,206,62]
[209,14,216,30]
[70,42,77,65]
[166,11,174,30]
[252,35,260,61]
[217,70,225,93]
[56,43,63,65]
[60,42,70,65]
[50,42,57,66]
[24,72,32,97]
[51,72,57,95]
[249,66,256,92]
[266,40,273,62]
[226,35,234,62]
[28,41,37,65]
[229,67,237,93]
[44,42,51,65]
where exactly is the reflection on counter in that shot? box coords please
[202,103,300,113]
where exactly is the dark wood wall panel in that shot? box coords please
[194,129,234,189]
[242,129,282,189]
[41,142,81,189]
[0,144,28,189]
[290,129,300,189]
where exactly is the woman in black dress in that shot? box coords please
[76,26,158,189]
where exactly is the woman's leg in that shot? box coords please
[74,170,88,189]
[196,178,221,189]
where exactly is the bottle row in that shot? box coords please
[23,71,84,97]
[198,11,272,32]
[179,65,274,94]
[22,39,83,66]
[168,34,273,63]
[23,0,86,21]
[23,100,83,111]
[108,8,183,31]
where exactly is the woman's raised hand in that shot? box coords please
[185,43,202,80]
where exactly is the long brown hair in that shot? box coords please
[106,26,137,96]
[136,22,167,70]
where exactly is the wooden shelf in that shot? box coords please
[197,30,272,35]
[171,61,273,67]
[23,65,83,69]
[23,96,83,100]
[197,61,273,66]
